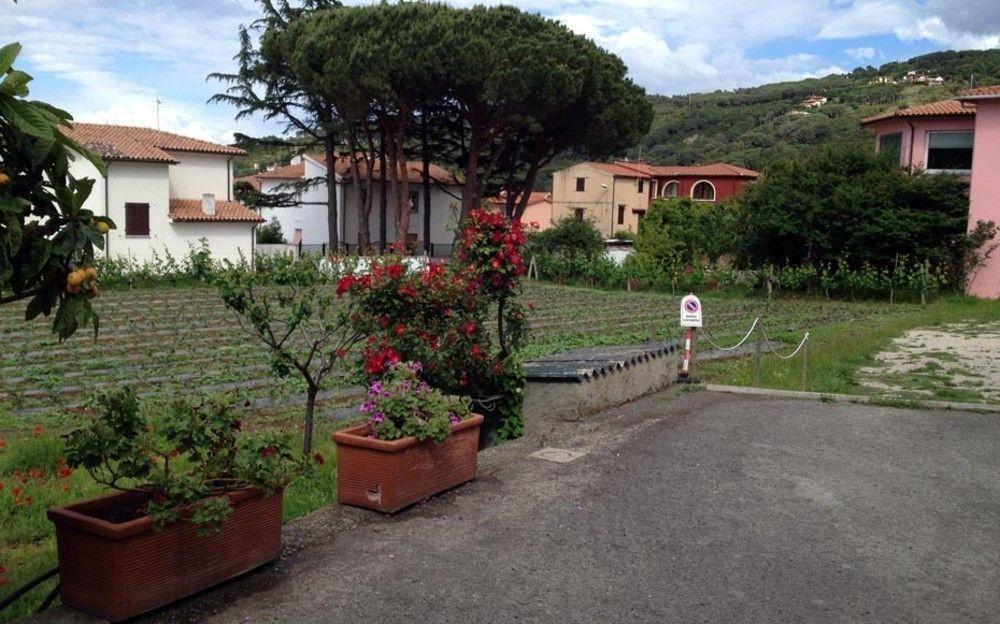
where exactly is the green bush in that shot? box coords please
[527,215,604,260]
[734,145,980,276]
[634,198,736,269]
[256,217,287,244]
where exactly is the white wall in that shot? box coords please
[341,183,462,249]
[68,153,254,263]
[166,151,232,200]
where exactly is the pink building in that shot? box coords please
[862,88,1000,298]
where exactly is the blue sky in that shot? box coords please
[2,0,998,143]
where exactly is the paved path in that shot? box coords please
[36,390,1000,623]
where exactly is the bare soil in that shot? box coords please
[860,322,1000,403]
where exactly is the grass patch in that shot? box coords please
[698,296,1000,397]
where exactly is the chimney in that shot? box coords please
[202,193,216,216]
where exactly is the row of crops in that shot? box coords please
[0,282,915,426]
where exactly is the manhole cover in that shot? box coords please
[530,447,588,463]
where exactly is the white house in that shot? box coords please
[65,123,263,262]
[239,153,463,255]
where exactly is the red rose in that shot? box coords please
[336,274,356,295]
[387,264,404,279]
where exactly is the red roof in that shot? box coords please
[256,162,306,179]
[234,174,261,191]
[957,85,1000,99]
[63,123,244,163]
[649,163,759,178]
[332,155,460,185]
[168,199,264,223]
[583,161,757,179]
[487,191,551,207]
[860,99,976,125]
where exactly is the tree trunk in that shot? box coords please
[303,384,318,455]
[378,127,388,252]
[347,131,371,252]
[422,114,432,255]
[324,133,339,254]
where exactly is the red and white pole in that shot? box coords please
[678,326,697,381]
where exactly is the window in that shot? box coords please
[878,132,903,163]
[409,191,420,212]
[617,204,625,225]
[124,203,150,236]
[662,181,679,198]
[632,209,646,223]
[691,180,716,201]
[638,179,644,193]
[926,131,973,172]
[574,208,585,220]
[575,177,586,192]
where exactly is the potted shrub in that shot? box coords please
[333,362,483,513]
[47,390,306,622]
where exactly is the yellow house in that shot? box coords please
[551,162,653,237]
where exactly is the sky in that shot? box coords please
[2,0,998,144]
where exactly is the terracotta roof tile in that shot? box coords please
[255,162,305,179]
[650,163,759,178]
[332,155,460,185]
[234,175,261,191]
[487,191,551,207]
[860,99,976,124]
[63,123,244,163]
[169,199,264,223]
[958,85,1000,98]
[585,162,653,178]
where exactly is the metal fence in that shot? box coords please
[295,241,453,258]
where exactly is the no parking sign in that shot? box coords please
[679,294,702,328]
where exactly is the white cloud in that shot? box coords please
[0,0,263,143]
[1,0,998,139]
[845,46,878,61]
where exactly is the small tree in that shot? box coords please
[216,256,366,453]
[0,42,113,338]
[256,217,287,245]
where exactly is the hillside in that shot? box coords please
[630,49,1000,171]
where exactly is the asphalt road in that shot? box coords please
[36,390,1000,623]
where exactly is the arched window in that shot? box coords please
[662,180,679,198]
[691,180,716,201]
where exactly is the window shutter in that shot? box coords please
[125,203,150,236]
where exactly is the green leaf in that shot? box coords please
[0,42,21,76]
[0,98,56,139]
[0,69,32,97]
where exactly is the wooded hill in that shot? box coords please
[632,49,1000,171]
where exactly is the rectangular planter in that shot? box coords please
[47,488,283,622]
[333,413,484,513]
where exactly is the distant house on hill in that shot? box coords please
[861,86,1000,298]
[550,160,758,238]
[240,154,463,255]
[903,71,944,85]
[872,75,897,85]
[800,95,828,108]
[65,123,263,263]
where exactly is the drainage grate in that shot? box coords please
[530,447,588,463]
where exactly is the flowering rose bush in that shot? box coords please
[360,362,472,443]
[64,389,309,534]
[343,210,531,442]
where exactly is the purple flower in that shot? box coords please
[372,412,385,423]
[359,401,376,413]
[401,380,411,392]
[369,380,384,396]
[408,361,423,374]
[449,412,460,424]
[417,381,430,393]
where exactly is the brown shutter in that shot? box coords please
[125,203,150,236]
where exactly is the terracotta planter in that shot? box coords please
[47,488,282,622]
[333,413,484,513]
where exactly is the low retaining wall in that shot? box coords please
[523,341,681,433]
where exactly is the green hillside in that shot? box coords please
[631,49,1000,171]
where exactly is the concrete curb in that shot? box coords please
[704,384,1000,414]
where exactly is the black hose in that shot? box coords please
[0,566,58,613]
[35,583,60,613]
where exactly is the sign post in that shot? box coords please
[678,294,702,383]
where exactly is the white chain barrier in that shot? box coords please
[700,317,760,352]
[770,330,810,360]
